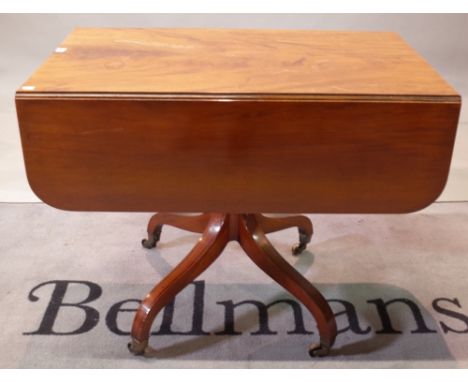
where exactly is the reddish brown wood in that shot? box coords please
[255,213,313,255]
[16,28,461,214]
[129,213,336,357]
[129,213,230,355]
[256,214,312,234]
[239,214,336,356]
[16,98,460,213]
[142,213,211,249]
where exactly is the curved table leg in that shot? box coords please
[238,214,336,357]
[255,213,313,255]
[142,212,212,249]
[129,213,230,355]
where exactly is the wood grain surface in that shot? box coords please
[17,28,458,98]
[15,28,461,213]
[16,97,460,213]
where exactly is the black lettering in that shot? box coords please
[367,298,437,334]
[154,280,210,335]
[24,280,102,335]
[215,299,313,335]
[106,299,140,335]
[432,297,468,334]
[329,299,371,335]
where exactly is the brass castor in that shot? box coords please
[141,227,162,249]
[292,242,307,255]
[308,343,330,357]
[141,237,156,249]
[128,338,148,356]
[291,230,311,255]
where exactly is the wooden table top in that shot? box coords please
[18,28,458,101]
[16,28,461,213]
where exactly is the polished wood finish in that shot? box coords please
[16,28,461,358]
[255,213,313,254]
[130,213,230,355]
[129,213,336,357]
[16,98,460,213]
[142,213,211,249]
[16,28,460,213]
[18,28,458,97]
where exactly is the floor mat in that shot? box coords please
[1,203,468,368]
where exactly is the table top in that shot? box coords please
[18,28,458,101]
[16,28,461,213]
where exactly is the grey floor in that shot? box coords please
[1,202,468,368]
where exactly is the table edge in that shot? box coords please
[15,91,462,104]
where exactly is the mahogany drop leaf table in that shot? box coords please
[16,28,461,357]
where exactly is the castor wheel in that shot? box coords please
[308,343,330,357]
[141,227,162,249]
[141,237,157,249]
[128,338,148,355]
[291,230,311,255]
[292,242,307,255]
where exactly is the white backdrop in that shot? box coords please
[1,14,467,202]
